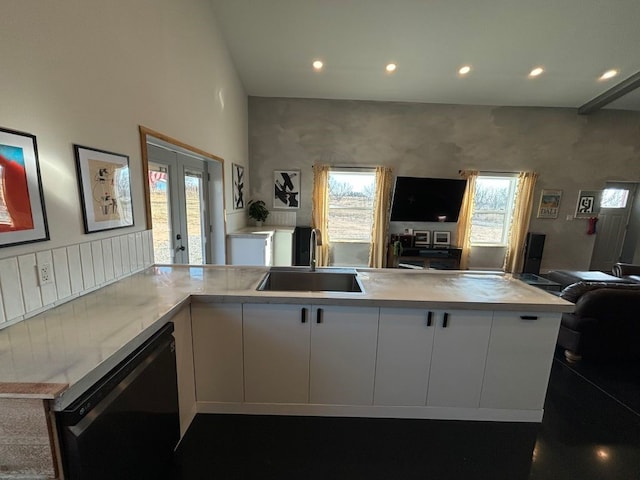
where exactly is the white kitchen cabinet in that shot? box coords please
[309,305,379,405]
[480,311,561,410]
[227,233,273,266]
[426,310,493,408]
[242,303,379,406]
[172,304,197,435]
[374,308,435,406]
[191,302,243,402]
[243,303,311,403]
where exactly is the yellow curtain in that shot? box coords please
[456,170,479,270]
[369,166,394,268]
[503,171,539,273]
[311,164,331,266]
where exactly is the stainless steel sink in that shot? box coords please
[256,267,364,293]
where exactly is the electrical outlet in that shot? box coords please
[38,262,53,286]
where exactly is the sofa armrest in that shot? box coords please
[612,262,640,277]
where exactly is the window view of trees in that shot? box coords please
[328,172,375,242]
[600,188,629,209]
[470,176,517,245]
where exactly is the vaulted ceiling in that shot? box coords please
[211,0,640,112]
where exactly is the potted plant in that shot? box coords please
[248,200,269,226]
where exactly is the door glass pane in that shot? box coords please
[148,163,172,263]
[601,189,629,208]
[185,171,204,264]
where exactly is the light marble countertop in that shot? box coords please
[0,265,573,409]
[227,226,295,238]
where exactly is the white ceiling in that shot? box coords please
[210,0,640,112]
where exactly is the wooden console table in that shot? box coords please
[387,247,462,269]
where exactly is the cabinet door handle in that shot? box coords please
[442,312,449,328]
[301,308,308,323]
[426,311,433,327]
[316,308,323,324]
[520,315,538,320]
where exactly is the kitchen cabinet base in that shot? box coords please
[195,401,544,423]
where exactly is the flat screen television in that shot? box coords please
[390,176,467,222]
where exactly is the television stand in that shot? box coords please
[387,247,462,270]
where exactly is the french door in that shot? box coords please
[148,144,209,264]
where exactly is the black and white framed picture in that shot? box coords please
[274,170,300,209]
[232,163,244,209]
[575,190,601,218]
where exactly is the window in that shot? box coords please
[601,188,629,208]
[470,175,518,246]
[327,170,376,242]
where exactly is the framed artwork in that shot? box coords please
[0,127,49,247]
[74,145,134,233]
[575,190,601,218]
[232,163,245,209]
[433,231,451,247]
[274,170,300,209]
[537,189,562,219]
[413,230,430,247]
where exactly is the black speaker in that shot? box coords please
[293,227,312,266]
[522,232,545,274]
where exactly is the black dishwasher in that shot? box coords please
[56,322,180,480]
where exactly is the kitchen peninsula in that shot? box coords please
[0,266,573,478]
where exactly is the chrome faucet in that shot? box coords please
[310,228,320,272]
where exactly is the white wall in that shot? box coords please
[0,0,248,326]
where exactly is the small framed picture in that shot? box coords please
[537,189,562,219]
[274,170,300,209]
[74,144,134,233]
[575,190,601,218]
[414,230,430,247]
[433,231,451,247]
[232,163,245,209]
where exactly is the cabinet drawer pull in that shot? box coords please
[426,311,433,327]
[520,315,538,320]
[316,308,323,324]
[442,312,449,328]
[301,308,308,323]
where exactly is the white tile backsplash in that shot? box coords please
[128,234,137,272]
[135,232,144,269]
[0,230,154,329]
[79,243,95,290]
[91,241,105,286]
[112,237,123,277]
[0,258,26,320]
[18,254,42,313]
[52,248,72,300]
[102,239,114,282]
[120,236,130,274]
[67,245,84,294]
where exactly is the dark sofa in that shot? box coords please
[557,281,640,362]
[612,262,640,283]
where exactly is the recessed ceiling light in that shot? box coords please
[385,63,397,73]
[599,69,618,80]
[458,65,471,75]
[312,60,323,71]
[529,67,544,77]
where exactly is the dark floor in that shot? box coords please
[174,356,640,480]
